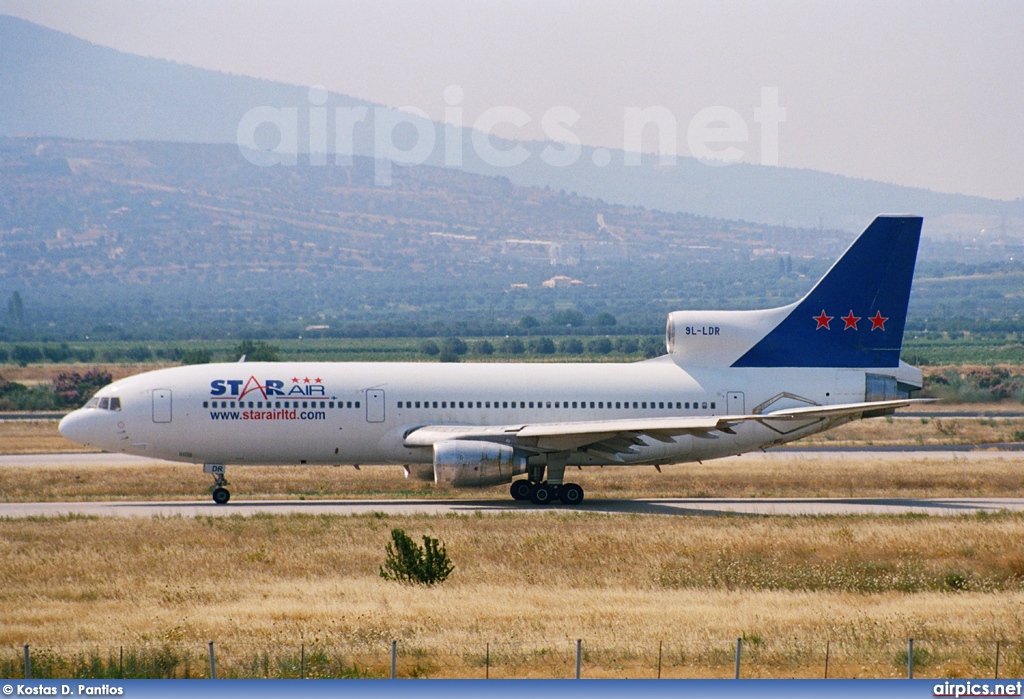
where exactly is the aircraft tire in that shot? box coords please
[529,483,553,506]
[510,480,532,501]
[212,487,231,505]
[559,483,584,505]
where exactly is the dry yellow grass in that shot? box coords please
[0,420,95,454]
[802,416,1024,446]
[2,451,1023,501]
[2,513,1024,678]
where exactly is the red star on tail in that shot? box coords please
[813,310,833,330]
[841,311,861,330]
[869,311,888,331]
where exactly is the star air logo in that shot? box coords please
[814,310,887,331]
[210,375,326,398]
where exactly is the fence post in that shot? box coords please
[485,643,489,680]
[391,640,397,679]
[300,643,305,679]
[734,638,742,679]
[995,641,1001,680]
[119,646,123,679]
[824,640,830,679]
[907,639,913,679]
[24,644,30,680]
[657,640,663,679]
[208,641,216,680]
[575,639,582,679]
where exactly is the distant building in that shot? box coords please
[541,275,584,289]
[509,283,529,290]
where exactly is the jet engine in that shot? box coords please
[433,440,528,487]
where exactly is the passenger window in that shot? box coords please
[503,402,508,408]
[230,402,236,408]
[702,402,708,409]
[355,401,361,408]
[615,402,620,409]
[459,401,465,408]
[415,401,421,408]
[330,402,335,408]
[710,402,716,409]
[529,402,534,408]
[554,402,559,408]
[598,402,603,408]
[589,402,595,408]
[486,402,491,408]
[203,401,209,408]
[442,401,447,408]
[430,401,436,408]
[659,402,664,409]
[572,402,577,408]
[641,402,646,409]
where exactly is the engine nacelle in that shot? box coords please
[433,440,527,488]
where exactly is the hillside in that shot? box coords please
[1,137,1021,342]
[2,14,1022,232]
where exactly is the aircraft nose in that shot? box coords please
[58,409,93,446]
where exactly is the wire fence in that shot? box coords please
[3,637,1022,679]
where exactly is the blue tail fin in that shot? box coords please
[732,215,922,368]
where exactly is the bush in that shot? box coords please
[42,344,72,363]
[181,348,212,365]
[441,337,467,355]
[616,337,639,353]
[419,340,440,356]
[473,340,494,355]
[380,528,453,585]
[588,337,613,354]
[641,336,665,358]
[125,346,153,362]
[12,345,43,367]
[560,338,584,354]
[53,369,113,407]
[234,340,279,362]
[498,337,525,355]
[438,350,460,363]
[529,337,556,354]
[594,312,617,327]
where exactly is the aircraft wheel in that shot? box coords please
[559,483,584,506]
[212,487,231,505]
[529,483,554,506]
[510,480,532,501]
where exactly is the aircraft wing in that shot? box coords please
[402,398,931,459]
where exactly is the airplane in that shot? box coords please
[59,215,927,506]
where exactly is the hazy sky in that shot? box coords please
[3,0,1022,200]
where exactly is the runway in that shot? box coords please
[2,496,1024,519]
[2,450,1023,518]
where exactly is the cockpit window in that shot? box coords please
[86,396,121,410]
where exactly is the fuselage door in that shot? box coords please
[366,389,385,423]
[152,388,172,423]
[726,391,745,415]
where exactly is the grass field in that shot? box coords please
[3,512,1024,678]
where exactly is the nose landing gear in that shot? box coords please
[204,463,230,504]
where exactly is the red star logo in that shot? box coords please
[315,377,322,383]
[813,310,833,330]
[869,311,888,331]
[292,377,299,383]
[841,311,861,330]
[303,377,311,384]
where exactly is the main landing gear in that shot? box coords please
[510,454,585,507]
[509,480,586,505]
[205,464,230,504]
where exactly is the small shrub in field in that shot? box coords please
[380,528,453,585]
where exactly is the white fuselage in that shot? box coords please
[57,356,917,469]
